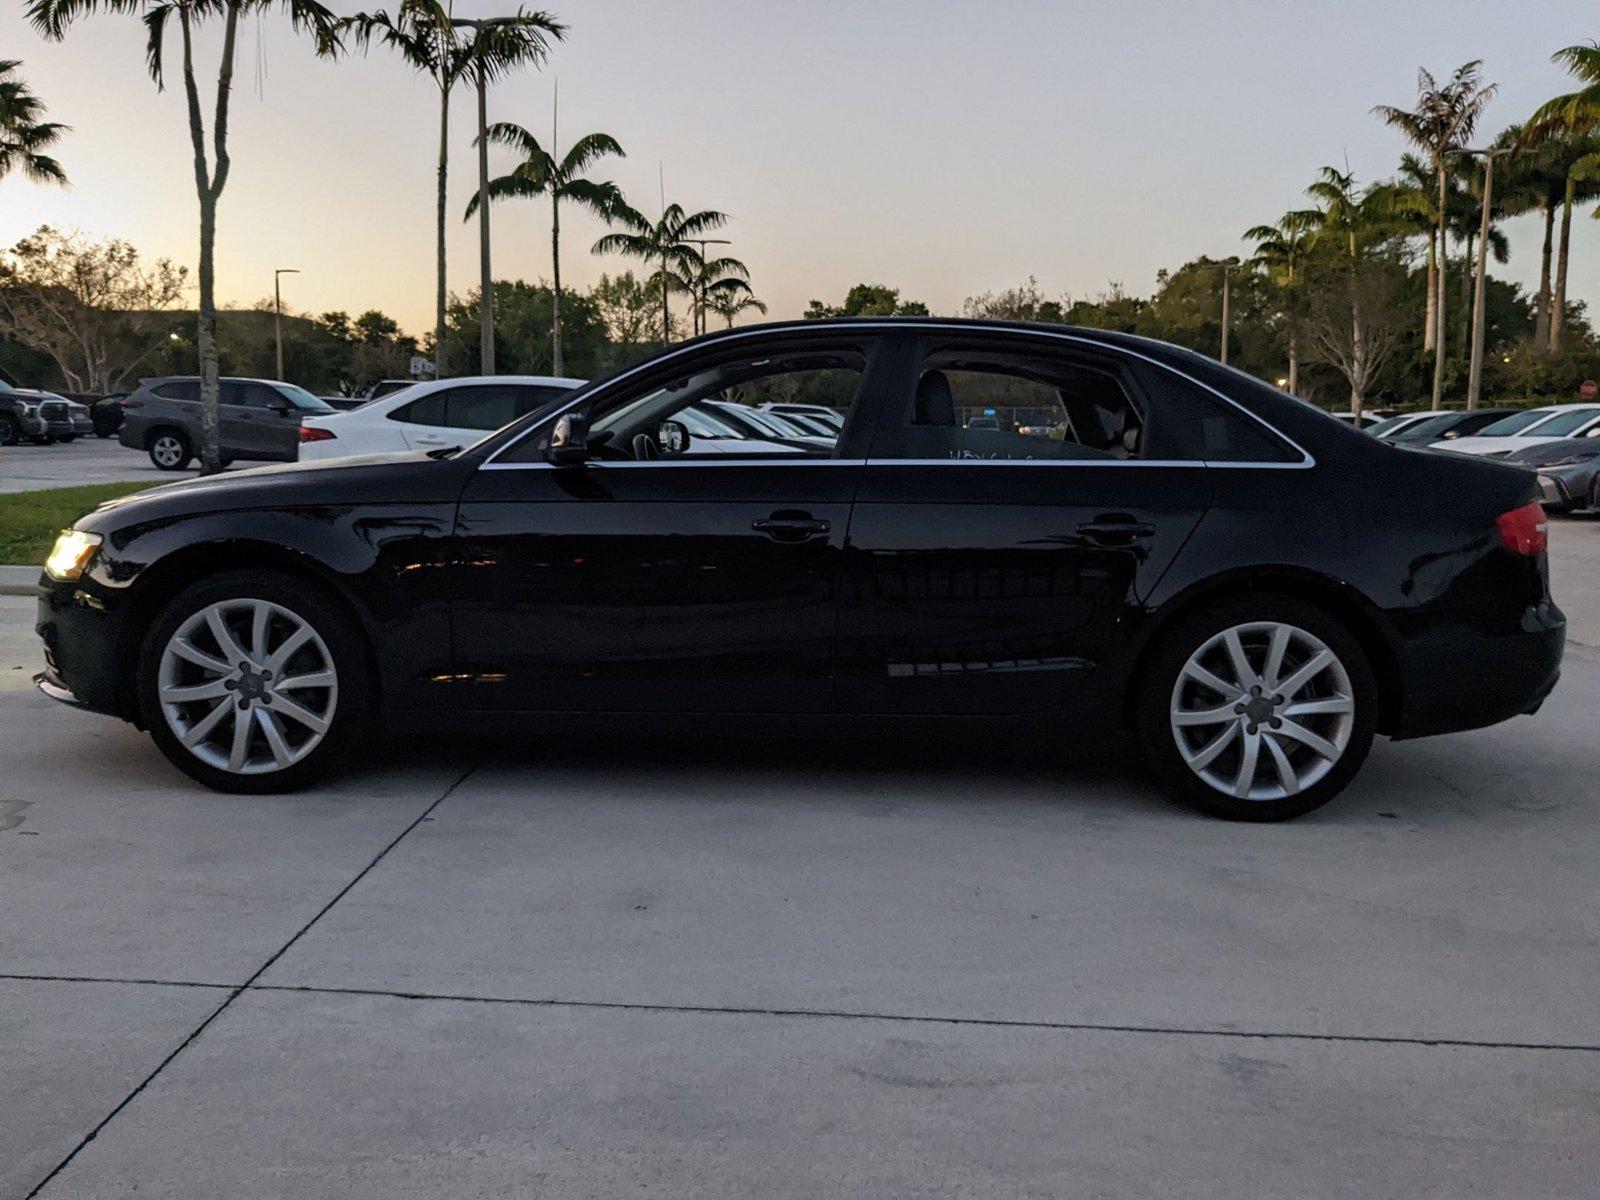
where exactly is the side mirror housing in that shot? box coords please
[547,412,591,464]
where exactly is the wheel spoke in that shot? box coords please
[1274,649,1334,700]
[1222,629,1261,692]
[255,708,294,768]
[1172,701,1238,727]
[249,602,272,663]
[169,638,231,675]
[265,625,315,675]
[1273,717,1341,762]
[1182,719,1240,770]
[1262,732,1299,793]
[160,679,231,704]
[1232,729,1262,797]
[267,693,328,736]
[1182,660,1241,700]
[274,670,336,693]
[1261,625,1291,691]
[205,606,250,669]
[226,705,253,771]
[182,698,232,747]
[1283,695,1353,719]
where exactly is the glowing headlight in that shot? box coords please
[45,529,102,581]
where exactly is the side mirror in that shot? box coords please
[658,419,690,456]
[547,412,591,464]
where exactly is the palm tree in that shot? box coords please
[350,2,562,378]
[593,203,730,344]
[465,119,624,375]
[29,0,341,473]
[0,61,67,186]
[451,15,563,373]
[1526,48,1600,351]
[1374,60,1498,409]
[707,290,768,329]
[1243,209,1318,394]
[666,254,751,337]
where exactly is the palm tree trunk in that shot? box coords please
[1533,199,1554,348]
[1423,229,1436,352]
[434,83,450,378]
[1552,174,1574,352]
[1459,232,1473,350]
[661,251,669,344]
[1433,161,1448,411]
[550,196,563,375]
[1287,320,1298,396]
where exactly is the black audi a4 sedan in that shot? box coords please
[35,319,1564,820]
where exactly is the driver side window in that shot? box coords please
[577,347,867,462]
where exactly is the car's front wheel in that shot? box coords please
[1137,596,1377,821]
[0,415,20,446]
[138,571,371,793]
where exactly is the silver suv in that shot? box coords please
[118,376,336,470]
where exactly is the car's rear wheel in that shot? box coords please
[148,429,192,470]
[138,571,371,793]
[1136,596,1376,821]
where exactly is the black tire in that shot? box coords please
[1135,594,1377,822]
[60,433,78,443]
[137,570,374,793]
[147,428,192,471]
[0,415,19,446]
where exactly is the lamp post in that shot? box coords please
[1459,146,1512,411]
[1219,260,1234,366]
[273,268,300,381]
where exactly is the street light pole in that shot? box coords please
[273,268,300,381]
[1219,261,1232,366]
[1461,147,1511,411]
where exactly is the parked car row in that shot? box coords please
[0,373,94,445]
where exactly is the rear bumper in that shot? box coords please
[1391,599,1566,739]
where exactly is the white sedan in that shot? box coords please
[298,375,582,461]
[1432,402,1600,458]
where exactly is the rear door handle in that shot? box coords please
[1076,518,1156,544]
[752,512,831,542]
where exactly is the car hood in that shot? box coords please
[77,450,476,533]
[1431,435,1555,456]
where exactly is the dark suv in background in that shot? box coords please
[118,376,337,470]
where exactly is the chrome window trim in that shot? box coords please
[478,457,1301,472]
[482,321,1316,470]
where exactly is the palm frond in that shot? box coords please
[560,131,624,176]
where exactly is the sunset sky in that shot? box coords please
[2,0,1594,337]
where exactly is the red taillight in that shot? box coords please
[299,425,336,443]
[121,399,143,409]
[1496,500,1548,556]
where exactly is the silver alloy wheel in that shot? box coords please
[1169,621,1354,801]
[157,598,338,775]
[151,434,185,467]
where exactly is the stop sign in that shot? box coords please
[1581,380,1598,400]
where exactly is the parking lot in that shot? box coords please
[0,436,247,495]
[0,509,1597,1197]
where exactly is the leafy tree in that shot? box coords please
[442,279,608,377]
[0,225,187,392]
[590,270,662,352]
[466,120,624,374]
[962,276,1066,322]
[0,60,67,185]
[592,202,729,343]
[1244,212,1318,393]
[29,0,343,473]
[805,283,928,318]
[350,1,562,377]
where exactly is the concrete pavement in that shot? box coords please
[0,436,245,495]
[1,522,1597,1198]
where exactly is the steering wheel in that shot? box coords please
[631,433,660,460]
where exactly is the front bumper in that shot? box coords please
[35,580,130,719]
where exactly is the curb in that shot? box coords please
[0,565,40,596]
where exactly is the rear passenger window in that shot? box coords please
[153,380,200,402]
[390,393,446,426]
[1131,365,1300,463]
[445,386,519,431]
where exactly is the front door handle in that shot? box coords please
[752,511,831,542]
[1076,518,1156,545]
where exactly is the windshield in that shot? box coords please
[1524,408,1600,437]
[1368,414,1422,438]
[278,383,335,413]
[1475,409,1556,437]
[1387,412,1459,439]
